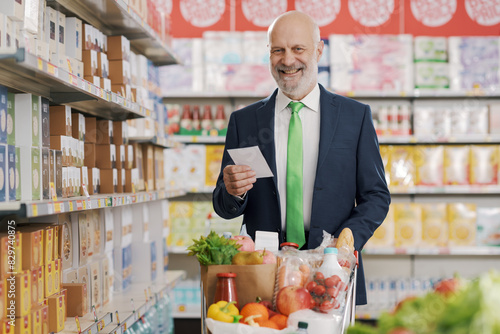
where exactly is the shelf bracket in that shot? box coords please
[51,92,98,104]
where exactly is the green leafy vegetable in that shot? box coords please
[187,231,240,265]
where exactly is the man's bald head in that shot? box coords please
[268,11,321,46]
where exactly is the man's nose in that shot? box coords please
[282,50,295,66]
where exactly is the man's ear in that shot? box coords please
[316,40,324,62]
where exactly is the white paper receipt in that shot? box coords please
[227,146,274,178]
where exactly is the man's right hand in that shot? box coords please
[223,165,257,197]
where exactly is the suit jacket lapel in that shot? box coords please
[317,85,341,171]
[256,89,279,191]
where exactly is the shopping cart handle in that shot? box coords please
[354,250,359,267]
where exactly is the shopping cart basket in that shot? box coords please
[201,251,359,334]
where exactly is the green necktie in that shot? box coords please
[286,101,305,248]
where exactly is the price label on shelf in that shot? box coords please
[76,200,83,210]
[97,319,105,331]
[54,202,62,213]
[69,201,74,211]
[32,204,38,217]
[82,200,87,210]
[37,58,43,70]
[47,63,58,77]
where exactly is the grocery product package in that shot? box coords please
[393,203,422,247]
[470,145,498,185]
[200,264,277,309]
[421,203,448,247]
[443,145,470,185]
[447,203,477,246]
[476,207,500,246]
[414,145,444,186]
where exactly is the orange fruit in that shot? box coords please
[240,303,269,325]
[261,319,279,329]
[270,314,288,330]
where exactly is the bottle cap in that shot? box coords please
[324,247,338,254]
[298,321,308,329]
[216,272,237,278]
[280,242,299,249]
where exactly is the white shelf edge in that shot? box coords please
[363,246,500,256]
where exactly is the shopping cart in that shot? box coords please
[201,251,359,334]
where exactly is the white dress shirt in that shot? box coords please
[274,84,321,232]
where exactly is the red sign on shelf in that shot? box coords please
[170,0,230,38]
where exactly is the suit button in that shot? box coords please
[231,207,237,212]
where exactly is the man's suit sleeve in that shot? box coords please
[212,112,248,219]
[339,105,391,251]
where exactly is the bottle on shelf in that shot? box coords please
[201,104,214,136]
[180,104,193,135]
[192,105,201,134]
[214,104,227,136]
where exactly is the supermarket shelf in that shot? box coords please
[8,188,186,218]
[172,309,201,319]
[363,247,500,256]
[168,246,189,254]
[0,49,152,120]
[129,135,179,148]
[379,134,500,144]
[163,90,500,100]
[62,270,186,334]
[390,185,500,195]
[172,135,225,144]
[48,0,179,65]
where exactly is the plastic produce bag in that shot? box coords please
[206,318,296,334]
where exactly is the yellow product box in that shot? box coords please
[421,203,448,247]
[388,146,415,188]
[367,205,395,247]
[205,145,224,188]
[44,262,54,297]
[42,227,54,266]
[447,203,477,246]
[7,272,30,317]
[62,283,88,317]
[0,232,22,278]
[47,294,65,333]
[3,318,14,334]
[53,225,61,260]
[0,279,5,320]
[20,228,43,270]
[36,267,44,303]
[414,145,444,186]
[54,259,61,294]
[470,145,498,185]
[443,145,470,185]
[31,307,42,334]
[31,269,39,307]
[39,304,49,334]
[394,203,422,247]
[14,314,31,334]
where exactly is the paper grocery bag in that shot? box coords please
[200,264,277,308]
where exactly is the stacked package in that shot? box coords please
[414,37,449,90]
[330,34,413,95]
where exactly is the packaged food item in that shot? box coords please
[444,145,470,185]
[447,203,477,246]
[394,203,422,247]
[388,146,415,188]
[366,205,395,248]
[476,207,500,246]
[421,203,448,247]
[470,145,498,185]
[414,145,444,186]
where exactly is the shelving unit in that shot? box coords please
[47,0,179,66]
[0,49,153,120]
[61,270,186,334]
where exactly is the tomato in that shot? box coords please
[319,300,334,312]
[325,275,341,288]
[326,287,339,299]
[305,281,317,292]
[314,272,325,280]
[313,285,326,296]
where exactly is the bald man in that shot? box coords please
[213,11,390,305]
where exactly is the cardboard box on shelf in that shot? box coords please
[56,10,65,56]
[0,0,25,22]
[89,261,101,310]
[30,307,41,334]
[20,228,42,270]
[54,150,62,197]
[0,232,22,278]
[47,294,65,333]
[142,144,154,191]
[14,314,31,334]
[96,120,113,145]
[100,78,111,92]
[7,146,15,201]
[82,23,93,51]
[100,168,117,194]
[125,145,133,169]
[0,86,8,144]
[6,92,15,146]
[113,121,127,145]
[84,143,96,168]
[39,304,49,334]
[0,145,6,202]
[95,144,116,169]
[15,93,41,148]
[85,117,96,143]
[41,148,50,200]
[109,60,130,85]
[8,271,31,316]
[116,168,124,193]
[84,75,101,87]
[19,146,41,201]
[30,268,38,306]
[65,17,82,61]
[71,113,85,142]
[50,136,69,167]
[97,52,109,78]
[107,35,130,61]
[41,98,50,148]
[82,49,97,77]
[62,283,87,317]
[49,105,72,137]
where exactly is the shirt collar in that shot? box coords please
[276,84,321,114]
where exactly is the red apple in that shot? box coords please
[256,249,277,264]
[434,278,460,297]
[230,235,255,252]
[276,286,314,316]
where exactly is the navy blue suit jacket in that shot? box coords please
[213,84,391,304]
